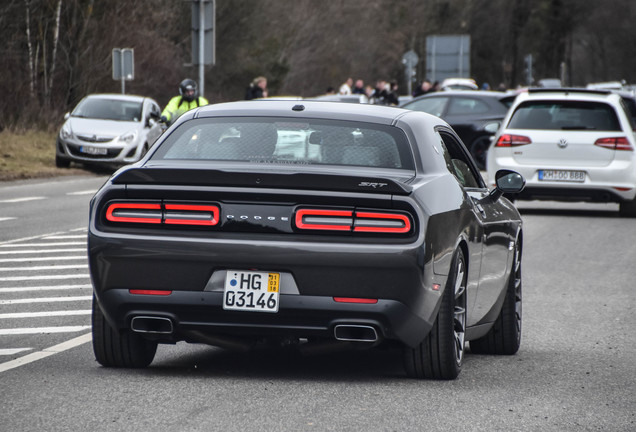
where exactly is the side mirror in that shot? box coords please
[489,169,525,201]
[64,112,70,120]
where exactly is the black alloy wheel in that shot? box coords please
[404,249,467,380]
[92,297,158,368]
[470,238,522,355]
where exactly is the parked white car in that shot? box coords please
[56,94,163,168]
[487,89,636,217]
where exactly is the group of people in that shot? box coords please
[336,77,400,106]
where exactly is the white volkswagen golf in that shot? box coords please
[487,89,636,217]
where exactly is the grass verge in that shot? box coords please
[0,129,92,181]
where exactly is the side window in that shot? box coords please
[447,97,490,115]
[405,97,449,117]
[438,131,482,189]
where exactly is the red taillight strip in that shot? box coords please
[105,203,162,224]
[353,211,411,233]
[129,289,172,296]
[164,204,220,226]
[594,137,634,151]
[495,134,532,147]
[295,209,353,231]
[333,297,378,304]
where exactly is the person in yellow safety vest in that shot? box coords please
[160,78,209,125]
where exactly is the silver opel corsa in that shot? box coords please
[55,94,164,168]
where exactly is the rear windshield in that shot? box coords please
[508,100,621,131]
[72,98,143,122]
[152,117,414,170]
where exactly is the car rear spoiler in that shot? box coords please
[112,167,413,195]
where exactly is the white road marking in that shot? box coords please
[0,310,91,319]
[0,217,17,222]
[0,274,88,282]
[65,190,96,196]
[0,264,89,272]
[0,296,92,305]
[0,326,91,335]
[0,242,85,248]
[0,231,68,245]
[0,256,86,263]
[42,235,87,240]
[0,197,46,204]
[0,332,92,373]
[0,348,32,356]
[0,284,92,293]
[0,248,86,255]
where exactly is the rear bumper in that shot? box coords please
[488,158,636,202]
[96,288,432,347]
[89,229,441,347]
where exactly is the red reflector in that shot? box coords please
[106,203,162,224]
[594,137,634,151]
[614,187,633,192]
[495,134,532,147]
[333,297,378,304]
[295,209,353,231]
[353,211,411,233]
[129,289,172,296]
[164,204,220,226]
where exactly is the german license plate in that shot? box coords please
[538,170,585,182]
[80,146,108,155]
[223,270,280,313]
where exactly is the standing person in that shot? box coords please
[160,79,208,126]
[352,79,365,94]
[387,81,400,106]
[339,77,353,95]
[245,76,269,100]
[371,79,389,105]
[412,79,433,97]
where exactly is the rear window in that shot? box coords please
[152,117,414,170]
[508,100,621,131]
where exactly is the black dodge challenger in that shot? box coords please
[88,100,525,379]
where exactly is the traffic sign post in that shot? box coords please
[112,48,134,94]
[191,0,215,97]
[402,50,419,96]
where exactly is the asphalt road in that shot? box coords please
[0,175,634,431]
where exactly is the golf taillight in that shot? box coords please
[594,137,633,151]
[105,202,220,226]
[294,209,412,234]
[495,134,532,147]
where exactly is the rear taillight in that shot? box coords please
[294,208,412,234]
[294,209,353,231]
[105,203,162,224]
[495,134,532,147]
[594,137,634,151]
[105,202,220,226]
[164,204,219,226]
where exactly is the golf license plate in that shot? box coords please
[223,270,280,313]
[538,170,585,182]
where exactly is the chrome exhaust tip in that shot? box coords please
[334,324,378,342]
[130,316,174,334]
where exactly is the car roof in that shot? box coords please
[193,100,420,125]
[82,93,150,103]
[514,88,623,104]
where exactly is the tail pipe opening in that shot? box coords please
[130,316,174,334]
[333,324,378,343]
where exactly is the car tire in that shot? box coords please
[470,239,522,355]
[92,297,157,368]
[403,249,467,380]
[619,198,636,218]
[55,154,70,168]
[470,136,491,170]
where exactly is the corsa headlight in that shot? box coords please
[60,122,73,140]
[118,130,138,144]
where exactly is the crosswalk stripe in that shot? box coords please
[0,296,92,305]
[0,264,89,272]
[0,284,92,293]
[0,310,92,319]
[0,333,92,373]
[0,256,86,263]
[0,248,86,255]
[0,326,91,336]
[0,274,89,282]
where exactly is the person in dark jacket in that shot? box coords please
[245,76,268,100]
